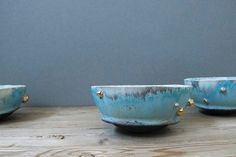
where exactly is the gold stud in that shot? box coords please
[203,98,208,104]
[22,95,29,104]
[220,87,227,94]
[175,103,185,116]
[187,98,194,106]
[96,91,104,99]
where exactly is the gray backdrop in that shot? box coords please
[0,0,236,106]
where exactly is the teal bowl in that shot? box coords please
[91,85,193,132]
[0,85,29,118]
[185,77,236,112]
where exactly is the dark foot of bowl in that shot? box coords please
[199,108,236,116]
[0,111,15,119]
[114,124,168,133]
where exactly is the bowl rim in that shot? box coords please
[184,77,236,82]
[0,85,26,90]
[91,84,192,88]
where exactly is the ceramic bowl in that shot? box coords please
[0,85,29,118]
[91,85,193,131]
[184,77,236,112]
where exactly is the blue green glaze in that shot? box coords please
[0,85,26,116]
[91,85,192,127]
[185,77,236,110]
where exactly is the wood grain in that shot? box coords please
[0,106,236,157]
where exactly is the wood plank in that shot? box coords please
[0,106,236,157]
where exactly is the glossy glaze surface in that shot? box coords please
[0,85,26,116]
[185,77,236,110]
[91,85,192,127]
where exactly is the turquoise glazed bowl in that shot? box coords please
[0,85,29,118]
[185,77,236,111]
[91,85,193,131]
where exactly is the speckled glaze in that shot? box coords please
[91,85,192,129]
[0,85,27,117]
[185,77,236,111]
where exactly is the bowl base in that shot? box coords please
[114,124,168,132]
[0,110,15,119]
[0,108,19,119]
[199,108,236,116]
[102,119,173,132]
[195,103,236,113]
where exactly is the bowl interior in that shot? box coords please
[185,77,236,82]
[0,85,26,90]
[92,84,191,88]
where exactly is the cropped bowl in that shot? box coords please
[0,85,29,118]
[184,77,236,111]
[91,85,193,131]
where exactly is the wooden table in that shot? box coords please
[0,106,236,157]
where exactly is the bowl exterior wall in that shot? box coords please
[185,79,236,110]
[91,86,191,126]
[0,87,26,115]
